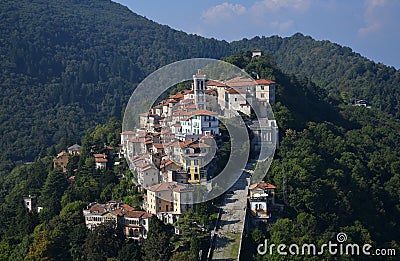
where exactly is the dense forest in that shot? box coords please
[1,0,400,259]
[0,0,231,171]
[1,0,399,173]
[0,118,215,260]
[226,52,400,260]
[0,51,398,260]
[231,34,400,117]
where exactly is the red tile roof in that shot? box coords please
[249,182,276,190]
[160,159,175,169]
[140,165,158,172]
[153,143,164,149]
[226,87,247,94]
[164,99,178,105]
[56,151,68,158]
[207,80,226,87]
[225,77,256,87]
[86,202,152,219]
[180,98,194,104]
[169,93,184,100]
[187,109,218,116]
[182,90,192,95]
[123,211,152,218]
[93,153,107,158]
[256,79,276,85]
[95,158,108,163]
[147,181,193,192]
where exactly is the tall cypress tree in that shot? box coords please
[142,218,172,261]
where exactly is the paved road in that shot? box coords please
[211,163,253,260]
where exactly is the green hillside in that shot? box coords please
[231,33,400,117]
[0,0,231,170]
[227,53,400,260]
[1,0,400,176]
[0,50,399,261]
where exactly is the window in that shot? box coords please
[261,93,265,98]
[261,86,264,90]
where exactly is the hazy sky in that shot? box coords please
[115,0,400,69]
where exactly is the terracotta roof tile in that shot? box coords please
[225,77,256,87]
[226,87,246,94]
[249,182,276,190]
[93,153,107,158]
[256,79,276,85]
[207,80,226,87]
[95,158,108,163]
[147,181,193,192]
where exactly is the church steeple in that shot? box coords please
[193,70,206,110]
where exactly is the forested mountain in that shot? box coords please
[226,53,400,260]
[0,0,230,170]
[0,50,398,260]
[231,34,400,117]
[1,0,399,175]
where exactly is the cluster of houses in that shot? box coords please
[53,52,282,240]
[119,68,279,225]
[53,143,117,172]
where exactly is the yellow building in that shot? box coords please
[146,181,193,224]
[184,157,204,183]
[53,151,69,172]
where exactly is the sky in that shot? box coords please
[115,0,400,69]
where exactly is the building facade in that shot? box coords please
[146,182,194,224]
[83,201,152,242]
[53,151,69,172]
[248,182,276,219]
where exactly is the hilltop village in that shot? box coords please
[119,68,279,222]
[35,59,281,245]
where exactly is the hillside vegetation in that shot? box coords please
[0,46,398,260]
[228,53,400,260]
[1,1,400,181]
[0,0,230,170]
[231,34,400,117]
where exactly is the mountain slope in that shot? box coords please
[0,0,231,169]
[1,0,400,172]
[231,33,400,117]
